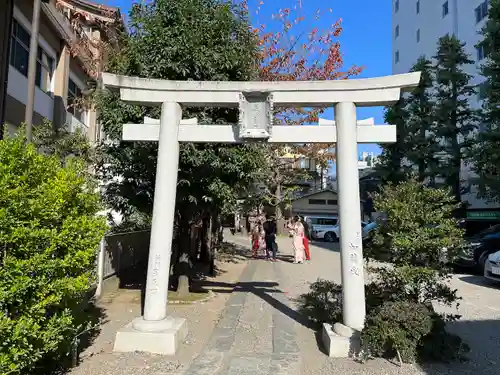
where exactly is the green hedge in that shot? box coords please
[0,134,107,374]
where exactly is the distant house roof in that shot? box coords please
[291,188,337,201]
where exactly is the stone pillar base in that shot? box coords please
[114,316,188,355]
[321,322,360,358]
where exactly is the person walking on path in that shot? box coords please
[300,216,311,261]
[263,214,278,261]
[251,221,263,258]
[288,215,305,264]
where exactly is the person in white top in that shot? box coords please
[287,215,305,264]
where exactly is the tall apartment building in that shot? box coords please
[392,0,487,109]
[1,0,123,142]
[392,0,500,216]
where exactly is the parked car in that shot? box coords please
[305,215,338,241]
[308,216,375,242]
[456,224,500,273]
[484,250,500,282]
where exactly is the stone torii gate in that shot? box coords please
[102,72,421,356]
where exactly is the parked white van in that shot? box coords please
[304,215,375,242]
[303,215,339,241]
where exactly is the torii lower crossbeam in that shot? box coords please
[122,123,397,144]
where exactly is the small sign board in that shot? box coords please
[466,211,500,220]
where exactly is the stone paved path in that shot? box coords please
[182,240,302,375]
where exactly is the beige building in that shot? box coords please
[290,189,339,216]
[5,0,123,142]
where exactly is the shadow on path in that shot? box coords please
[200,278,317,330]
[458,275,500,290]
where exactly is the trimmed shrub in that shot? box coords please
[0,133,107,374]
[361,301,433,363]
[296,279,343,325]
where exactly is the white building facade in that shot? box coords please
[392,0,499,214]
[392,0,487,103]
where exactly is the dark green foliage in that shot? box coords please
[376,57,439,184]
[295,279,343,325]
[361,301,433,363]
[419,315,470,362]
[405,57,440,183]
[433,35,478,201]
[96,0,264,226]
[379,36,477,199]
[470,0,500,202]
[376,99,410,184]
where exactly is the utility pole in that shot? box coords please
[25,0,43,143]
[0,0,14,139]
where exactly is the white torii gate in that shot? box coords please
[102,72,421,357]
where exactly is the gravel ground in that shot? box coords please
[70,233,500,375]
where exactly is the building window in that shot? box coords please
[416,0,420,14]
[395,25,399,38]
[10,19,30,77]
[475,1,488,24]
[476,44,486,61]
[442,1,449,18]
[416,29,420,43]
[68,78,84,122]
[327,199,338,205]
[395,50,400,63]
[309,199,326,205]
[10,19,54,93]
[36,47,54,93]
[394,0,399,13]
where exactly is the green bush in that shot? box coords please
[295,279,343,325]
[367,180,465,270]
[361,301,433,363]
[0,133,107,374]
[298,182,469,363]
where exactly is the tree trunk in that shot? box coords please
[208,213,218,276]
[275,175,286,235]
[175,214,192,298]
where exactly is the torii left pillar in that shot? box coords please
[114,102,188,355]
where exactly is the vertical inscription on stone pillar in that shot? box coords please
[348,231,362,276]
[149,254,162,293]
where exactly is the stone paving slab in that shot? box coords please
[181,237,302,375]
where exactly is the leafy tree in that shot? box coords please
[432,34,478,203]
[95,0,266,295]
[469,0,500,202]
[0,130,107,374]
